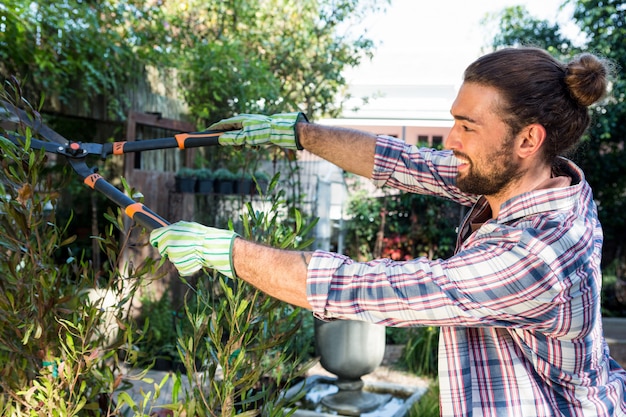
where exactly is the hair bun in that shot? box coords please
[565,53,609,106]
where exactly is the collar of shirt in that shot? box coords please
[494,157,582,225]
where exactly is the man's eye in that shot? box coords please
[463,125,473,132]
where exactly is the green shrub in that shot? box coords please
[400,326,439,378]
[166,173,318,416]
[134,292,179,365]
[1,91,317,415]
[176,167,197,178]
[195,168,214,180]
[0,103,156,415]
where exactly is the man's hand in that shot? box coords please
[150,221,238,278]
[209,112,308,150]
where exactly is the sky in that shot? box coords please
[344,0,578,88]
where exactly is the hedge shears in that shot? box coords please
[1,100,224,230]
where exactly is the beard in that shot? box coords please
[455,136,523,196]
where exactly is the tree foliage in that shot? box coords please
[485,0,626,268]
[0,0,385,122]
[344,185,460,262]
[485,5,573,55]
[156,0,384,122]
[0,1,154,118]
[572,0,626,268]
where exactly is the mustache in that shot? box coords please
[453,151,471,162]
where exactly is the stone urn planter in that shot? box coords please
[314,318,387,416]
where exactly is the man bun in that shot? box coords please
[565,53,609,107]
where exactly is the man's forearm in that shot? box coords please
[229,121,376,308]
[296,122,377,179]
[231,237,313,309]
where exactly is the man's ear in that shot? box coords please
[517,123,547,159]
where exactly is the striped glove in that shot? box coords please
[149,221,238,278]
[209,112,308,150]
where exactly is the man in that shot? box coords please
[150,47,626,416]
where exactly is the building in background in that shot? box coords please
[321,83,455,146]
[308,83,456,252]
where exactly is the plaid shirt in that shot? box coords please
[307,136,626,416]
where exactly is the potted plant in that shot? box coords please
[175,167,197,193]
[195,168,214,194]
[213,167,236,194]
[235,171,254,195]
[252,170,271,195]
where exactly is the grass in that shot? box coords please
[408,378,439,417]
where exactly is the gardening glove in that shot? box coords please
[209,112,308,150]
[150,221,238,278]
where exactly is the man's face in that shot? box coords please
[445,83,523,197]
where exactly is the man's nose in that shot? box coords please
[444,126,460,150]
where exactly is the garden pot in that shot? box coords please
[196,178,214,194]
[215,179,235,194]
[235,178,253,195]
[175,177,197,193]
[314,318,387,415]
[252,179,269,195]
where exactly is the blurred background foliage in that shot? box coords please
[0,0,386,122]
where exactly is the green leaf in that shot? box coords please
[21,324,33,345]
[34,323,42,340]
[116,391,137,410]
[82,402,101,411]
[59,235,77,247]
[235,300,249,319]
[65,333,74,351]
[172,374,182,403]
